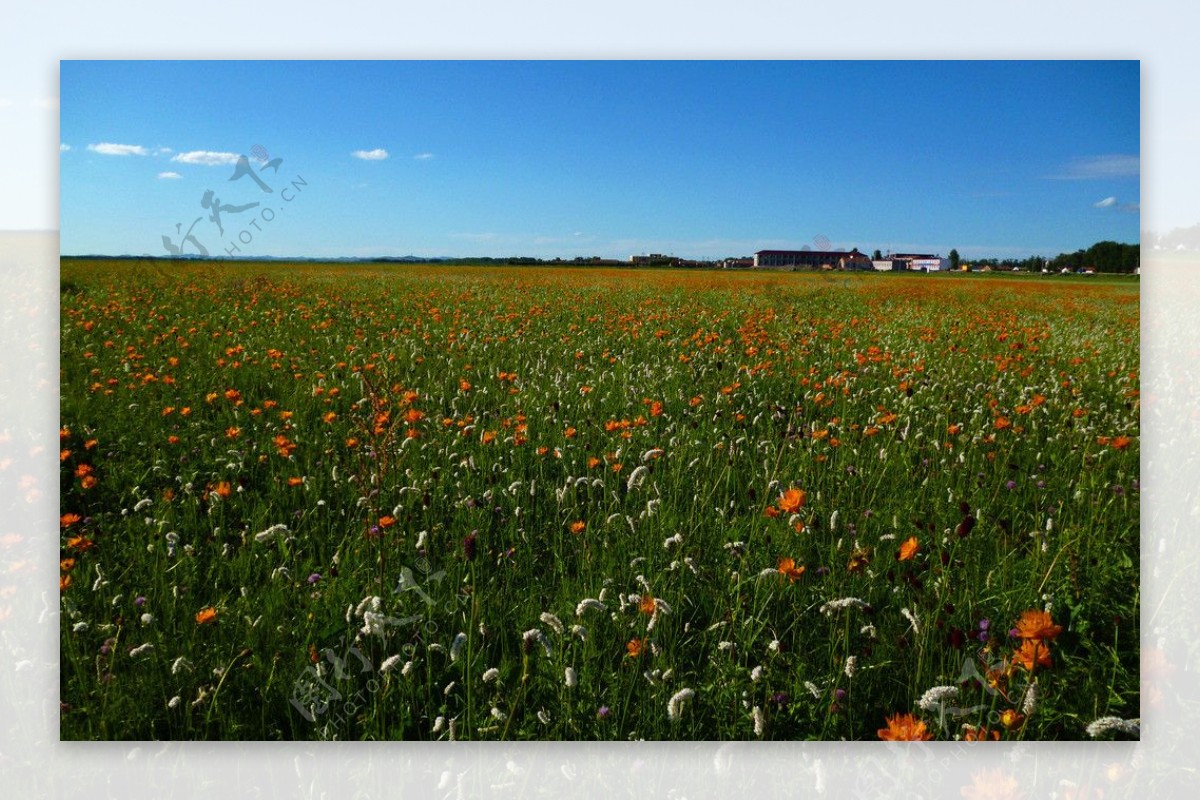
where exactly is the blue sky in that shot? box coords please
[59,60,1140,260]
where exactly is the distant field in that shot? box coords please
[59,259,1139,740]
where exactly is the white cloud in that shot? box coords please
[414,152,434,160]
[87,142,148,156]
[155,147,173,155]
[171,150,239,166]
[157,171,182,180]
[1049,154,1140,180]
[60,143,70,152]
[1094,196,1118,208]
[352,148,389,161]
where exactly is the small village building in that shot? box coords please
[753,248,873,271]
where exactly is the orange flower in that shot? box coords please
[211,481,232,499]
[1012,639,1053,671]
[763,505,781,519]
[994,417,1012,431]
[898,536,919,561]
[287,477,304,487]
[66,535,94,551]
[638,594,656,615]
[962,724,1001,741]
[569,520,586,535]
[587,457,602,469]
[777,557,805,582]
[323,412,337,424]
[999,708,1025,729]
[225,426,241,439]
[224,389,241,402]
[947,423,962,435]
[60,513,82,528]
[1110,435,1132,450]
[60,575,72,592]
[195,607,218,625]
[345,437,359,448]
[847,546,871,573]
[649,401,664,417]
[564,426,577,438]
[626,637,645,658]
[378,515,396,529]
[80,475,98,490]
[877,712,933,741]
[167,435,180,445]
[74,464,93,478]
[778,488,806,514]
[60,449,72,462]
[60,558,76,572]
[1013,609,1063,641]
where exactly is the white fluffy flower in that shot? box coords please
[752,705,765,737]
[449,632,467,662]
[917,685,959,711]
[380,654,402,673]
[564,666,577,688]
[626,465,649,491]
[482,667,500,683]
[254,523,288,543]
[575,598,606,616]
[1085,716,1140,738]
[819,597,869,616]
[539,612,564,635]
[667,688,695,721]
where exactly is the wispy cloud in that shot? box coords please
[1048,154,1139,180]
[171,150,239,166]
[157,171,182,180]
[60,143,70,152]
[155,147,173,156]
[414,152,434,160]
[87,142,148,156]
[1095,196,1140,214]
[352,148,389,161]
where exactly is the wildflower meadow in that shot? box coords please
[59,260,1139,740]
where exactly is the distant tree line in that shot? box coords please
[965,241,1139,274]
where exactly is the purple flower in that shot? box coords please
[978,630,990,643]
[307,573,321,585]
[1005,480,1017,490]
[597,706,611,719]
[1112,484,1125,496]
[771,692,790,706]
[134,595,146,607]
[835,688,847,701]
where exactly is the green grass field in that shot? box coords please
[58,259,1139,740]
